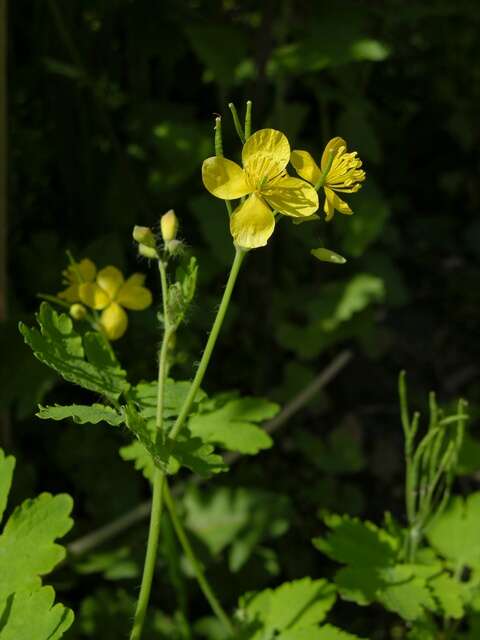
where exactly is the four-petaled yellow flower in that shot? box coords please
[202,128,319,249]
[58,258,96,303]
[291,137,365,221]
[78,266,152,340]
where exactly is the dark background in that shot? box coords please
[1,1,480,637]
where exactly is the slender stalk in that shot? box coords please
[130,260,171,640]
[37,294,72,310]
[130,470,166,640]
[131,248,245,639]
[164,481,234,635]
[170,247,245,441]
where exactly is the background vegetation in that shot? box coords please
[2,1,480,637]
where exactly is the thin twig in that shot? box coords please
[67,349,353,557]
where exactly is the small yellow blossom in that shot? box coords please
[202,128,319,249]
[79,266,152,341]
[58,258,96,303]
[291,137,365,221]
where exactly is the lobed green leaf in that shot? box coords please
[0,586,74,639]
[189,396,278,455]
[19,303,129,401]
[37,403,123,426]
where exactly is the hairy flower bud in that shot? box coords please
[160,209,178,243]
[133,225,156,248]
[70,303,87,320]
[138,243,158,259]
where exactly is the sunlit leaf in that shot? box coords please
[37,404,123,426]
[19,303,129,401]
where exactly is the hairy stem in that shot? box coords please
[164,481,234,635]
[130,260,171,640]
[130,248,245,638]
[170,247,245,441]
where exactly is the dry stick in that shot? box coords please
[0,0,11,449]
[67,349,353,557]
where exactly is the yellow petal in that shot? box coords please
[58,284,80,302]
[324,187,352,220]
[63,258,96,285]
[321,137,346,172]
[97,266,124,300]
[79,282,111,310]
[100,302,128,341]
[77,258,97,282]
[117,276,152,310]
[125,273,146,287]
[290,150,321,185]
[230,194,275,250]
[263,176,319,218]
[202,157,252,199]
[242,128,290,185]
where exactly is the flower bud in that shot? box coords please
[70,303,87,320]
[138,243,158,259]
[133,225,156,248]
[160,209,178,243]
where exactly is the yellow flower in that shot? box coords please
[291,137,365,221]
[79,266,152,341]
[58,258,96,303]
[202,128,319,249]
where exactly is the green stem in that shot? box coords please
[130,248,245,639]
[37,294,72,310]
[163,481,234,635]
[130,470,165,640]
[169,247,245,441]
[130,260,171,640]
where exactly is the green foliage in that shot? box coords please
[120,380,277,480]
[237,578,363,639]
[121,403,227,479]
[296,424,365,475]
[189,395,277,455]
[1,587,74,640]
[19,303,129,401]
[185,25,250,88]
[0,449,74,638]
[277,274,384,358]
[313,514,436,621]
[427,493,480,569]
[269,7,389,75]
[37,403,123,425]
[183,486,291,571]
[7,1,480,637]
[333,180,390,257]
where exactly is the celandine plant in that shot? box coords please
[10,102,476,640]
